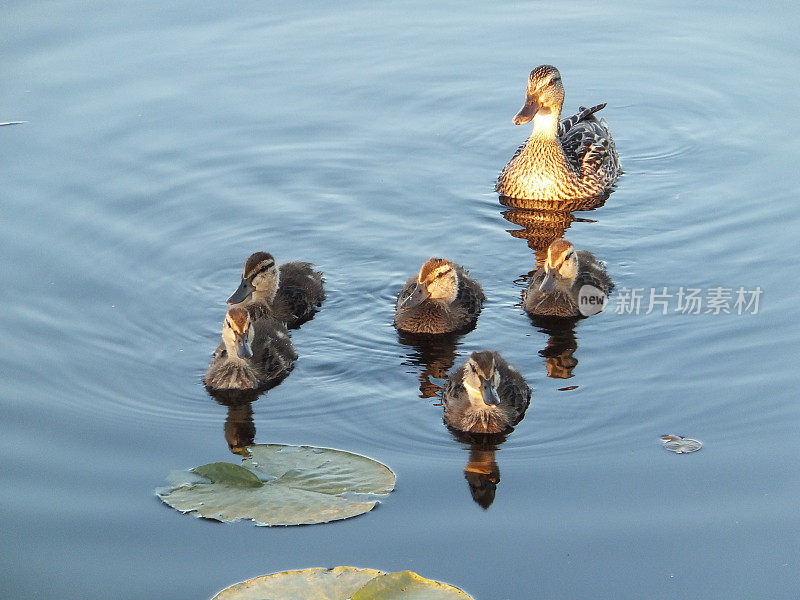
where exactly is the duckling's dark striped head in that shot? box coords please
[540,237,578,292]
[228,252,280,305]
[222,306,254,359]
[243,252,276,279]
[463,350,501,406]
[514,64,565,126]
[417,258,459,301]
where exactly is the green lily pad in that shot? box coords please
[212,567,384,600]
[212,568,475,600]
[156,444,395,526]
[351,571,474,599]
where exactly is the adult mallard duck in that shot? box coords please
[442,350,531,434]
[523,238,613,318]
[496,65,620,202]
[204,307,296,391]
[227,252,325,329]
[394,258,485,335]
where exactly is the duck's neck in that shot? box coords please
[529,106,561,141]
[252,274,279,305]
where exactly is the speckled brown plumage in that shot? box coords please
[442,351,531,434]
[524,247,613,318]
[496,65,620,202]
[394,260,485,334]
[229,252,325,329]
[204,309,297,391]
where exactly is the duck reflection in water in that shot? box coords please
[530,315,579,379]
[208,389,260,456]
[500,204,611,380]
[449,428,507,509]
[398,330,461,399]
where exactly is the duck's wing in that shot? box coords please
[560,103,620,182]
[575,250,614,294]
[275,262,325,328]
[253,319,297,384]
[496,360,531,425]
[455,267,486,318]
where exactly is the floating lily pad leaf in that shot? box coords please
[351,570,474,600]
[661,434,702,453]
[192,462,263,487]
[212,567,384,600]
[156,444,395,526]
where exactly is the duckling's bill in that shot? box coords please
[235,332,253,359]
[228,278,255,304]
[539,266,558,292]
[400,283,430,310]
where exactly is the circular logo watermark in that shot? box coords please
[577,284,607,316]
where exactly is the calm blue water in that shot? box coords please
[3,1,799,598]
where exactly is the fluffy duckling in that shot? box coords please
[394,258,485,335]
[204,307,296,391]
[496,65,620,202]
[227,252,325,329]
[524,238,613,318]
[443,351,530,434]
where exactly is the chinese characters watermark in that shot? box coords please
[612,286,762,315]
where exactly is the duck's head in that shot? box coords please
[539,238,578,292]
[228,252,279,305]
[513,64,564,126]
[462,351,501,407]
[401,258,459,309]
[221,307,255,359]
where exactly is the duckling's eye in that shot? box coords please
[225,320,232,328]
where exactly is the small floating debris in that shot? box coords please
[661,434,702,453]
[0,121,27,126]
[557,385,579,391]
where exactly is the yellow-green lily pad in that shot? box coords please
[351,570,474,599]
[156,444,395,526]
[212,567,384,600]
[211,567,476,600]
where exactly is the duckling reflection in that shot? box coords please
[208,389,260,456]
[523,238,613,318]
[449,428,508,509]
[227,251,325,329]
[394,258,485,335]
[204,307,297,392]
[443,351,530,434]
[397,331,460,399]
[529,315,580,379]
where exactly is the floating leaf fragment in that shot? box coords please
[156,444,395,526]
[661,434,702,453]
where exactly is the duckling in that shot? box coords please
[227,252,325,329]
[496,65,620,202]
[524,238,613,318]
[443,351,530,434]
[204,307,296,391]
[394,258,485,335]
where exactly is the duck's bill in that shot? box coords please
[481,378,501,406]
[400,283,430,310]
[227,278,255,305]
[235,334,253,359]
[513,94,539,125]
[539,269,557,293]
